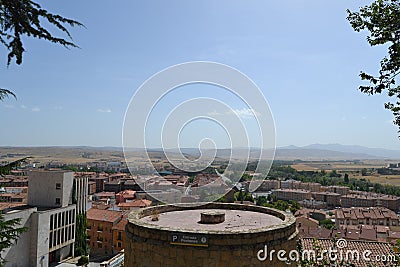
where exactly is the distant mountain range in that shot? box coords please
[2,143,400,161]
[126,144,400,160]
[277,143,400,160]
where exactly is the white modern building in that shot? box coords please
[1,170,84,267]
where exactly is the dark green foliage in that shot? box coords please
[344,173,349,183]
[74,213,88,256]
[239,173,252,182]
[0,0,83,65]
[256,196,268,206]
[329,169,341,178]
[347,0,400,131]
[361,168,368,176]
[0,157,31,176]
[77,255,89,266]
[0,212,27,266]
[234,190,253,202]
[256,196,300,213]
[319,219,335,230]
[0,0,82,100]
[289,200,300,213]
[0,89,15,101]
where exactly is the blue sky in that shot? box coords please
[1,0,399,149]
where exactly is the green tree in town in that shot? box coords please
[234,190,253,203]
[361,168,368,176]
[344,173,349,183]
[0,212,27,267]
[77,255,89,266]
[74,214,89,256]
[319,219,335,230]
[347,0,400,131]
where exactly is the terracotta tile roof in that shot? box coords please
[388,231,400,239]
[116,190,136,197]
[87,208,123,223]
[300,238,394,267]
[376,226,390,233]
[117,199,152,208]
[336,207,399,221]
[95,192,115,198]
[112,215,128,231]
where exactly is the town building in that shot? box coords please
[340,193,400,211]
[299,182,321,192]
[250,179,281,191]
[117,199,152,211]
[86,208,126,257]
[340,194,376,208]
[112,215,128,252]
[312,191,341,207]
[327,185,350,195]
[1,170,78,267]
[115,190,136,204]
[336,207,399,227]
[272,188,312,201]
[280,179,301,189]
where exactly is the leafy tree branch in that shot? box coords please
[347,0,400,131]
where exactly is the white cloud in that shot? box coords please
[20,105,27,109]
[53,106,63,110]
[228,108,261,119]
[32,107,40,112]
[207,108,261,119]
[4,104,14,109]
[207,110,222,116]
[97,108,112,113]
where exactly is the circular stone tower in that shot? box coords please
[125,203,298,267]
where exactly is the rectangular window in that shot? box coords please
[54,214,57,229]
[61,228,65,243]
[118,242,122,248]
[117,231,122,241]
[98,243,102,248]
[55,198,61,205]
[56,183,61,190]
[49,233,52,248]
[53,232,57,247]
[57,229,61,245]
[50,215,54,230]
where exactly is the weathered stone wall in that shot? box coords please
[125,203,298,267]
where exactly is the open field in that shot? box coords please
[0,146,125,164]
[291,161,388,171]
[351,174,400,187]
[291,161,400,187]
[0,147,212,166]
